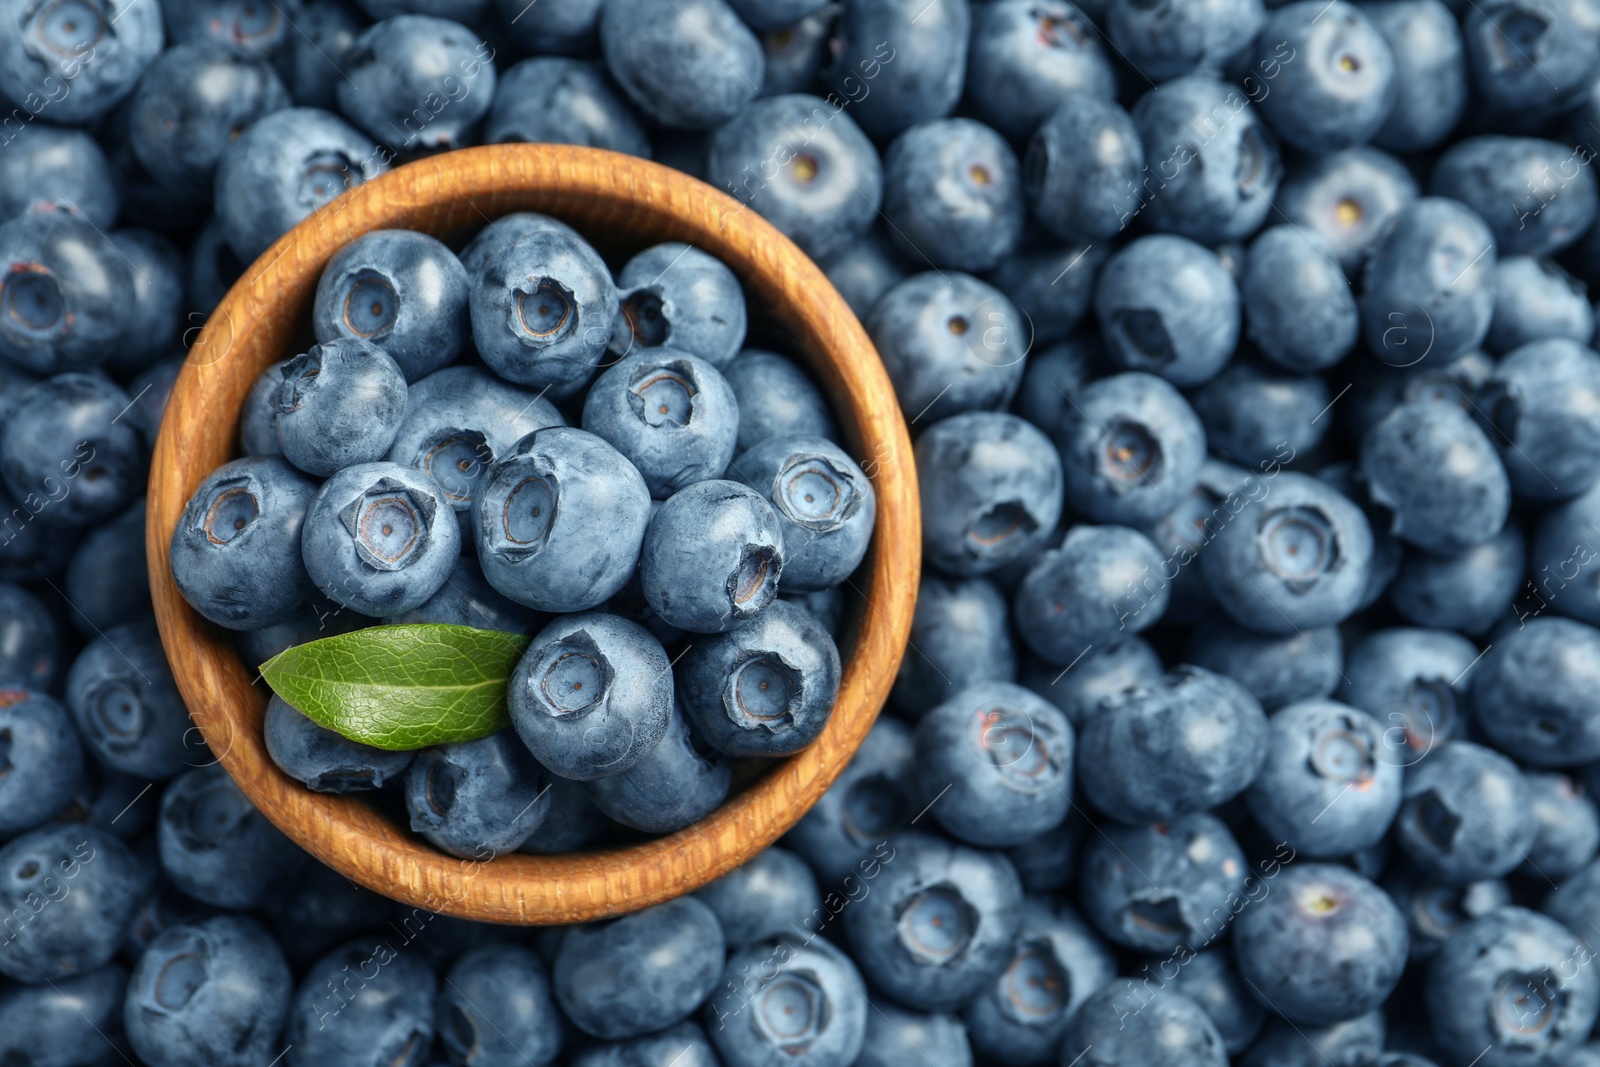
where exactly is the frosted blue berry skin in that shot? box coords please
[473,427,652,614]
[1396,740,1535,883]
[599,0,762,132]
[570,1022,722,1067]
[858,999,972,1067]
[436,945,563,1067]
[0,825,148,984]
[264,694,415,794]
[487,56,650,159]
[0,0,163,125]
[882,118,1025,273]
[1184,620,1344,711]
[783,716,917,886]
[170,457,319,631]
[1,372,149,527]
[1012,524,1169,667]
[723,349,837,452]
[1023,97,1143,245]
[966,0,1115,141]
[894,575,1016,717]
[336,15,496,153]
[157,765,304,911]
[0,688,83,837]
[67,620,193,780]
[300,461,460,617]
[284,938,438,1066]
[1477,338,1600,502]
[404,731,551,859]
[640,479,786,634]
[0,965,129,1067]
[1469,616,1600,767]
[694,846,821,951]
[582,349,739,499]
[585,704,730,833]
[704,936,869,1067]
[729,434,875,592]
[1250,1,1398,155]
[508,612,673,782]
[458,213,579,278]
[274,338,409,478]
[608,243,747,367]
[1360,401,1510,555]
[677,598,839,759]
[1094,235,1241,388]
[1062,982,1229,1067]
[0,583,60,690]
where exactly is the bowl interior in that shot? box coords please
[145,144,919,924]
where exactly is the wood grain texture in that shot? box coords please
[144,144,921,924]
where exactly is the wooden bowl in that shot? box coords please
[145,144,919,925]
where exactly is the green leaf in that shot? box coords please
[260,624,530,751]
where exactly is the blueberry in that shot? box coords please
[843,829,1022,1011]
[129,40,291,196]
[495,0,598,54]
[0,825,147,983]
[856,999,971,1067]
[1384,861,1510,962]
[640,479,784,634]
[599,0,761,130]
[1523,772,1600,878]
[609,243,746,368]
[1252,1,1398,154]
[1201,471,1374,634]
[917,412,1063,576]
[881,118,1022,273]
[0,484,79,582]
[1080,812,1247,953]
[677,598,838,757]
[470,230,618,397]
[1427,908,1600,1067]
[822,0,969,140]
[1139,459,1252,625]
[0,0,162,124]
[518,775,610,855]
[215,108,386,262]
[263,859,390,966]
[1192,358,1331,470]
[1130,73,1282,244]
[1530,483,1600,625]
[1462,0,1600,116]
[695,846,821,950]
[1342,626,1476,760]
[105,229,185,375]
[457,213,579,279]
[1078,665,1267,824]
[264,693,413,793]
[435,944,561,1067]
[274,0,364,110]
[163,0,303,54]
[1185,621,1343,710]
[0,213,134,375]
[1367,0,1467,151]
[274,339,408,476]
[706,934,867,1067]
[0,688,82,836]
[158,765,303,909]
[706,93,883,263]
[585,704,730,832]
[474,427,651,613]
[339,16,495,152]
[390,556,539,632]
[509,611,672,780]
[557,897,725,1039]
[1023,636,1162,732]
[1161,947,1268,1054]
[893,576,1016,716]
[1239,1010,1387,1067]
[1397,740,1535,883]
[1434,136,1598,257]
[301,462,460,617]
[1059,979,1227,1067]
[0,124,119,227]
[0,583,59,689]
[1110,0,1264,81]
[1276,146,1419,272]
[758,7,834,96]
[1242,226,1359,373]
[0,964,128,1067]
[1,372,149,531]
[821,230,910,322]
[1478,338,1600,501]
[571,1021,721,1067]
[723,350,837,452]
[959,897,1112,1066]
[285,938,437,1067]
[729,434,873,591]
[1362,197,1498,370]
[1392,522,1526,635]
[783,716,916,886]
[986,244,1105,351]
[870,272,1027,421]
[1360,400,1510,555]
[1095,236,1239,388]
[66,620,191,779]
[1014,524,1169,667]
[1487,256,1594,353]
[965,0,1113,141]
[582,350,739,499]
[125,916,292,1067]
[1021,97,1143,246]
[1471,616,1600,767]
[1003,815,1084,895]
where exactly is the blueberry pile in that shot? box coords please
[10,0,1600,1064]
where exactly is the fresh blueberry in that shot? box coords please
[1433,136,1598,257]
[1,372,148,528]
[1242,226,1359,373]
[509,611,672,781]
[0,583,58,689]
[821,230,910,322]
[1523,771,1600,878]
[986,242,1105,350]
[0,124,119,227]
[1461,0,1600,117]
[0,825,146,982]
[301,461,460,616]
[1384,861,1510,962]
[1276,145,1419,272]
[870,271,1026,421]
[1022,636,1162,732]
[640,479,784,634]
[1427,908,1600,1067]
[105,229,185,375]
[728,434,874,591]
[585,704,730,832]
[965,0,1113,141]
[571,1021,720,1067]
[1477,338,1600,501]
[1185,622,1343,710]
[1022,96,1143,246]
[1486,256,1594,353]
[757,7,834,96]
[1130,73,1282,243]
[705,934,867,1067]
[162,0,303,54]
[893,575,1016,716]
[695,846,820,950]
[390,556,539,632]
[1251,1,1397,154]
[56,499,154,635]
[517,775,610,855]
[783,716,916,886]
[608,243,746,368]
[1110,0,1264,80]
[337,15,495,152]
[723,349,836,452]
[66,619,191,779]
[1161,947,1268,1054]
[405,731,551,858]
[1059,979,1227,1067]
[843,829,1023,1011]
[158,765,302,909]
[0,484,79,582]
[1471,616,1600,766]
[881,118,1022,273]
[1392,522,1526,635]
[0,688,82,836]
[470,230,617,397]
[1002,813,1084,894]
[215,108,386,262]
[274,339,408,477]
[129,40,291,196]
[1192,358,1331,470]
[1341,626,1477,760]
[599,0,761,130]
[264,693,413,793]
[706,93,883,263]
[1239,1011,1386,1067]
[274,0,364,110]
[1362,197,1497,370]
[436,944,562,1067]
[125,915,292,1067]
[0,965,128,1067]
[1095,235,1239,388]
[1397,740,1535,883]
[457,212,579,279]
[0,0,162,124]
[495,0,597,54]
[474,427,651,613]
[856,999,971,1067]
[1080,812,1247,953]
[1368,0,1467,152]
[1014,524,1169,666]
[0,213,134,375]
[285,938,436,1067]
[582,350,738,498]
[822,0,969,140]
[1360,400,1509,554]
[235,604,372,669]
[1530,482,1600,625]
[557,897,725,1039]
[1079,665,1267,824]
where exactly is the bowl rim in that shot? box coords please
[145,143,920,924]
